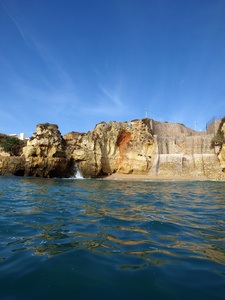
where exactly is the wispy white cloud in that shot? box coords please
[2,4,35,50]
[9,76,78,118]
[3,3,72,80]
[80,80,126,117]
[2,3,80,118]
[1,3,129,129]
[99,83,123,108]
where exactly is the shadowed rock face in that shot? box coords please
[1,156,25,176]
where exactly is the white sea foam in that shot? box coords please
[71,163,84,179]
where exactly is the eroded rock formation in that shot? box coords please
[64,119,154,177]
[22,123,71,177]
[1,123,71,178]
[1,118,225,180]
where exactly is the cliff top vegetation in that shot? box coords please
[0,134,26,155]
[37,123,59,130]
[211,116,225,147]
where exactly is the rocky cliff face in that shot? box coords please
[218,122,225,175]
[0,147,10,175]
[22,123,71,178]
[1,124,71,178]
[149,134,223,180]
[1,120,155,178]
[64,119,154,177]
[1,118,224,180]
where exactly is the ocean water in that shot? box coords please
[0,176,225,300]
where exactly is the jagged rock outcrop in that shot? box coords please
[23,123,68,158]
[22,123,71,178]
[64,119,154,177]
[1,124,71,178]
[1,118,225,180]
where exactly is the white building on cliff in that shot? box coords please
[9,133,26,140]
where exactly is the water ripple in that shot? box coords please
[0,176,225,299]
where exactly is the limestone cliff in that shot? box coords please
[149,135,223,180]
[64,119,154,177]
[1,120,155,178]
[22,123,71,178]
[149,121,223,180]
[1,118,224,180]
[1,123,71,178]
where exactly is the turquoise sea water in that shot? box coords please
[0,176,225,300]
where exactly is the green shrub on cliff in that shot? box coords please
[38,123,58,130]
[0,134,26,155]
[211,116,225,147]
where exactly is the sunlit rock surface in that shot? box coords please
[1,118,224,179]
[64,119,154,177]
[150,134,223,180]
[21,123,71,178]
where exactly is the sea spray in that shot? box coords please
[71,162,83,179]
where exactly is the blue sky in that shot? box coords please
[0,0,224,137]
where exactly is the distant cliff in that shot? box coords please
[0,118,224,180]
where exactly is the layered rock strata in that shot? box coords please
[149,132,223,180]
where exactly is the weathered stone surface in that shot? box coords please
[64,119,154,177]
[148,117,225,180]
[149,130,223,180]
[218,122,225,176]
[151,120,198,137]
[21,123,71,178]
[150,153,222,180]
[1,156,25,176]
[23,124,68,158]
[1,118,225,180]
[0,123,71,178]
[0,143,23,175]
[23,157,71,178]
